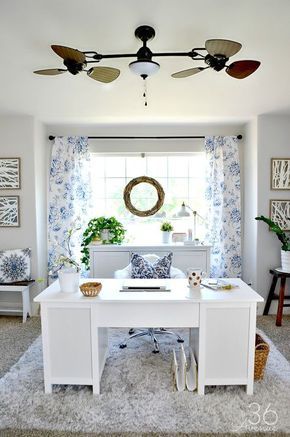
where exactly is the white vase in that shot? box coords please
[58,269,80,293]
[281,250,290,272]
[162,231,171,244]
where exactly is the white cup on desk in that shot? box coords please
[187,268,205,289]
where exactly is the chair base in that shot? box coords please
[119,327,184,353]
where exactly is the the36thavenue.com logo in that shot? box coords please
[233,402,278,432]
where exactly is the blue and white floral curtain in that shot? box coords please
[204,136,242,277]
[48,136,91,275]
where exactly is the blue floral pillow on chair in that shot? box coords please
[131,252,173,279]
[0,248,31,283]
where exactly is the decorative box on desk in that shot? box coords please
[89,243,211,278]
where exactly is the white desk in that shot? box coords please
[34,279,263,395]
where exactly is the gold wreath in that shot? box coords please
[123,176,165,217]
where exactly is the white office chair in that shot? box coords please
[114,254,186,353]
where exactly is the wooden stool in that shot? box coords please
[263,269,290,326]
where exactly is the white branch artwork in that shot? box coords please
[0,158,20,189]
[0,196,19,227]
[271,159,290,190]
[270,200,290,231]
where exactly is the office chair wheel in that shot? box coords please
[177,338,184,343]
[152,349,160,354]
[128,328,135,335]
[119,343,127,349]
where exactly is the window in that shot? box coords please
[90,153,206,243]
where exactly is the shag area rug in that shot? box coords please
[0,329,289,434]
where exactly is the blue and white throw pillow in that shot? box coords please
[131,252,173,279]
[0,248,31,283]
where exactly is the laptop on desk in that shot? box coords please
[120,279,170,292]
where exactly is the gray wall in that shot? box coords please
[0,115,47,314]
[256,115,290,312]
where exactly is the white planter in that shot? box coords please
[281,250,290,272]
[101,229,111,243]
[162,231,171,244]
[58,269,80,293]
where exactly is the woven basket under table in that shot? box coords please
[254,333,270,380]
[80,282,102,297]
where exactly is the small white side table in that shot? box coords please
[0,283,34,323]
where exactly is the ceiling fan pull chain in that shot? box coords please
[142,76,148,107]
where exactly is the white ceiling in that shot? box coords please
[1,0,290,123]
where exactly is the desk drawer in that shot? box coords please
[94,302,199,328]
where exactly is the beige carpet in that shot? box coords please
[1,432,290,437]
[257,315,290,361]
[0,316,41,378]
[2,432,290,437]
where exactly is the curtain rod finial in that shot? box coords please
[49,135,55,141]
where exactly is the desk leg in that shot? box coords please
[92,327,108,395]
[189,327,204,395]
[91,306,109,395]
[277,277,286,326]
[40,304,53,394]
[44,381,52,394]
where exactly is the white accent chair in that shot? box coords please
[114,253,186,353]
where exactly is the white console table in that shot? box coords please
[35,278,263,395]
[89,244,211,278]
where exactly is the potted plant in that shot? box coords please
[255,215,290,272]
[160,221,174,244]
[50,222,82,293]
[81,216,126,270]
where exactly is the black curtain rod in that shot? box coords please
[48,134,243,141]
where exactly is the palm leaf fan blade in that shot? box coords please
[34,69,67,75]
[51,45,86,63]
[205,39,242,57]
[87,67,120,83]
[226,60,261,79]
[171,67,204,78]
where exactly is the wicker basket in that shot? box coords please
[254,333,270,380]
[80,282,102,297]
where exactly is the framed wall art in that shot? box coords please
[0,195,20,227]
[270,199,290,231]
[0,158,21,189]
[271,158,290,190]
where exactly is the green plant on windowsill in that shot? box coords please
[160,221,174,232]
[81,216,126,270]
[255,215,290,251]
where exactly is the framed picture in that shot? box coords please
[271,158,290,190]
[0,196,20,227]
[270,199,290,231]
[0,158,21,189]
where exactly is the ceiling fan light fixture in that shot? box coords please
[129,59,160,77]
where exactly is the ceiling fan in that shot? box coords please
[34,25,260,84]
